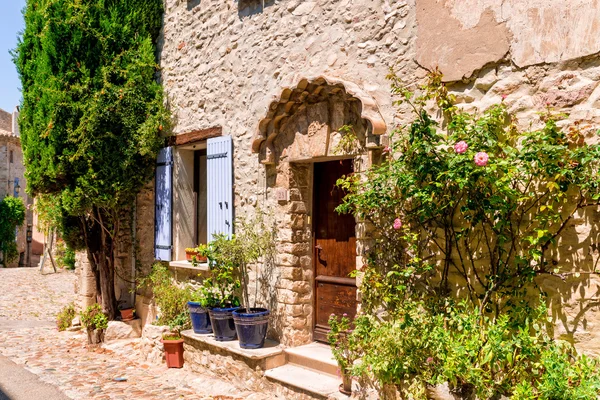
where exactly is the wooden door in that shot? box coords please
[313,159,357,342]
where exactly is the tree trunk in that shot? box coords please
[82,208,118,320]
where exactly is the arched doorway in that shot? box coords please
[252,76,387,345]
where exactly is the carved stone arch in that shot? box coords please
[251,76,387,164]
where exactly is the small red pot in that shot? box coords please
[120,308,134,321]
[185,251,198,261]
[161,338,184,368]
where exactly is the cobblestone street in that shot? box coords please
[0,268,267,400]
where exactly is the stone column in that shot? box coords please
[74,250,97,310]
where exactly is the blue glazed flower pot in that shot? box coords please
[187,302,212,334]
[233,308,270,349]
[208,307,238,341]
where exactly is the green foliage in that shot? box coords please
[345,301,600,399]
[194,212,276,309]
[193,236,242,308]
[14,0,170,316]
[139,263,192,332]
[333,125,364,155]
[80,303,108,331]
[0,196,26,265]
[56,302,76,331]
[331,71,600,398]
[328,313,361,376]
[337,70,600,314]
[55,239,76,270]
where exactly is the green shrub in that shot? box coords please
[63,247,76,270]
[139,262,191,332]
[329,71,600,399]
[0,197,26,266]
[56,303,76,331]
[343,301,600,399]
[80,303,108,331]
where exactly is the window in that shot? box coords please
[9,150,13,163]
[154,136,232,262]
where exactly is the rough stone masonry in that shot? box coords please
[83,0,600,353]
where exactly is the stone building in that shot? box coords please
[0,107,40,267]
[100,0,600,364]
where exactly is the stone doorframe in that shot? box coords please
[252,76,387,347]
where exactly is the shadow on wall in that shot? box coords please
[237,0,274,19]
[540,206,600,349]
[187,0,200,11]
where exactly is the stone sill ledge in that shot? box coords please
[168,260,209,271]
[181,329,286,370]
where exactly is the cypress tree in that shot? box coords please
[14,0,170,318]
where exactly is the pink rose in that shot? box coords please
[454,141,468,154]
[393,218,402,230]
[382,146,392,154]
[474,152,489,167]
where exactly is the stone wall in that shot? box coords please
[152,0,600,352]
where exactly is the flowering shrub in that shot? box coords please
[337,70,600,314]
[334,71,600,398]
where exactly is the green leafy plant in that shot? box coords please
[80,303,109,331]
[56,303,76,331]
[328,313,362,378]
[0,196,26,266]
[138,263,192,331]
[332,70,600,398]
[337,69,600,314]
[349,300,600,399]
[334,124,364,155]
[192,238,241,308]
[14,0,170,318]
[193,211,275,310]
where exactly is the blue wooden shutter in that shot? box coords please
[207,136,233,241]
[155,147,173,261]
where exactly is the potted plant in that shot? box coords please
[186,244,208,263]
[81,303,109,345]
[161,313,188,368]
[161,332,185,368]
[117,301,135,321]
[185,247,198,261]
[328,313,360,395]
[201,238,241,341]
[208,212,275,349]
[138,263,192,367]
[187,286,215,334]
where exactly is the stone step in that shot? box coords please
[265,363,346,399]
[284,342,339,376]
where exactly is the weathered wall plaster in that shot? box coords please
[417,0,600,80]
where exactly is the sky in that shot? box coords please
[0,1,26,113]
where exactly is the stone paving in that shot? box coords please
[0,268,269,400]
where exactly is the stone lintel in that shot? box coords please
[169,126,222,146]
[181,330,286,371]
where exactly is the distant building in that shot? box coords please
[0,107,41,267]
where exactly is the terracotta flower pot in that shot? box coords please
[185,251,198,261]
[119,308,134,321]
[161,338,184,368]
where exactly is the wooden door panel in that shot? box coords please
[313,159,357,342]
[315,282,358,327]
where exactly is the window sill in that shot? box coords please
[168,260,209,272]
